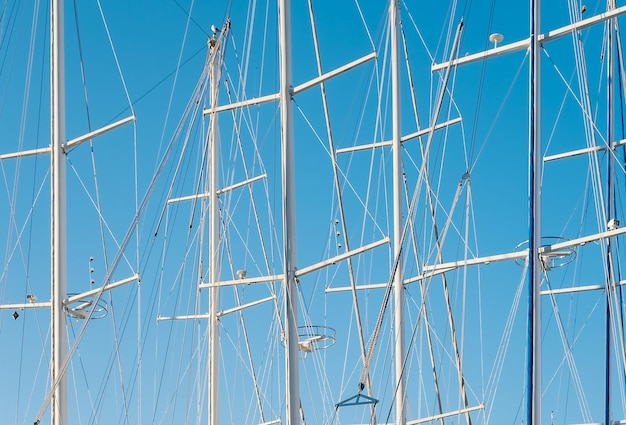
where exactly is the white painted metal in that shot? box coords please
[208,33,221,425]
[406,404,485,425]
[390,1,406,423]
[157,313,212,321]
[325,283,388,293]
[0,116,134,160]
[543,137,626,162]
[545,227,626,250]
[216,296,275,317]
[420,251,528,276]
[167,174,267,204]
[541,285,605,296]
[202,53,376,116]
[278,0,299,424]
[432,5,626,71]
[199,273,284,289]
[544,144,611,162]
[329,280,620,296]
[0,146,52,160]
[291,52,376,94]
[63,115,135,150]
[406,226,626,282]
[0,275,138,311]
[336,117,462,154]
[295,237,390,277]
[0,115,134,160]
[0,301,53,309]
[50,0,67,424]
[203,92,280,115]
[66,275,139,303]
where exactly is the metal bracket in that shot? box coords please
[335,392,378,408]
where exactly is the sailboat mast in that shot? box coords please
[208,34,220,425]
[50,0,68,424]
[605,3,616,424]
[390,1,406,424]
[278,0,299,424]
[527,0,541,424]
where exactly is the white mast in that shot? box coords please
[390,0,406,424]
[278,0,299,423]
[50,0,68,424]
[208,32,220,425]
[605,2,616,424]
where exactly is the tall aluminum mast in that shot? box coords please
[208,28,222,425]
[390,1,406,424]
[278,0,300,424]
[50,0,68,424]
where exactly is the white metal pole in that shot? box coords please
[391,1,406,424]
[278,0,299,423]
[51,0,67,424]
[605,3,616,424]
[209,36,220,425]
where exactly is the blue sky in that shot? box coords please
[0,1,624,424]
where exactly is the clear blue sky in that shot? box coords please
[0,1,622,424]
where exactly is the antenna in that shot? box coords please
[489,33,504,48]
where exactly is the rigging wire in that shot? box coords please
[220,13,287,362]
[222,75,277,282]
[68,3,141,420]
[0,0,42,319]
[307,0,378,413]
[356,17,464,395]
[222,230,269,423]
[0,4,47,421]
[484,266,527,424]
[544,276,593,422]
[402,175,445,421]
[152,0,198,175]
[32,37,214,425]
[542,49,626,176]
[66,323,99,423]
[149,9,290,420]
[466,0,497,165]
[382,171,473,424]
